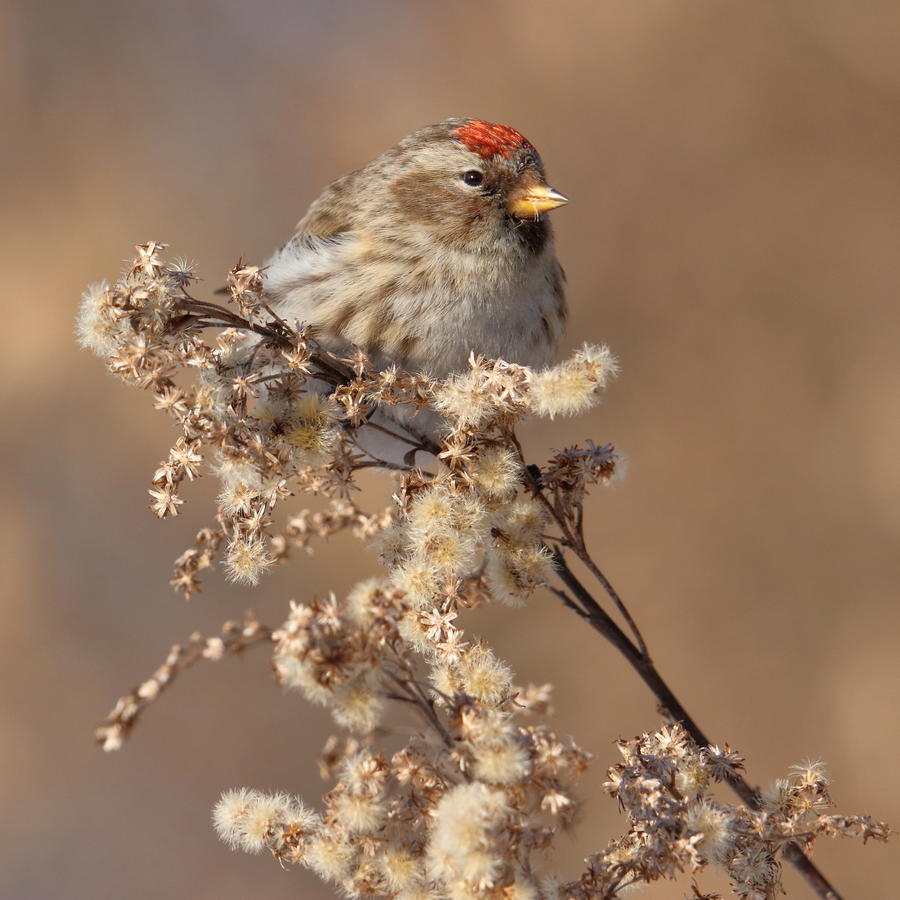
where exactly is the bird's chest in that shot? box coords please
[266,233,561,379]
[392,249,560,376]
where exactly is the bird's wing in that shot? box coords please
[262,169,373,333]
[293,169,362,245]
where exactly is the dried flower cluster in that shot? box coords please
[213,684,591,899]
[579,726,889,899]
[82,245,889,899]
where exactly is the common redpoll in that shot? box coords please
[263,118,569,455]
[265,118,568,378]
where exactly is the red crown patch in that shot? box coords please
[454,120,533,159]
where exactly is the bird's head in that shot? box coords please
[383,118,568,250]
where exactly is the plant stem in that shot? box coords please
[550,549,843,900]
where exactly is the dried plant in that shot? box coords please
[79,244,889,900]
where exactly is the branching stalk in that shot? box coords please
[78,246,885,900]
[549,549,843,900]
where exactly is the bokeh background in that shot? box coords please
[3,1,898,897]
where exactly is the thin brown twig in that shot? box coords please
[569,547,649,660]
[181,295,443,458]
[382,665,453,748]
[511,434,648,656]
[94,612,273,752]
[502,431,838,897]
[549,549,843,900]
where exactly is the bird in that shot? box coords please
[264,118,568,376]
[260,117,570,456]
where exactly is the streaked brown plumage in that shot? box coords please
[263,118,569,381]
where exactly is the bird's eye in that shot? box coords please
[462,170,484,187]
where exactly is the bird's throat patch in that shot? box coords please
[454,120,533,159]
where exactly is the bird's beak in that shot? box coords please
[506,182,569,219]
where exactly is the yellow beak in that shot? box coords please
[506,183,569,219]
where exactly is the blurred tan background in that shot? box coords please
[2,1,898,897]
